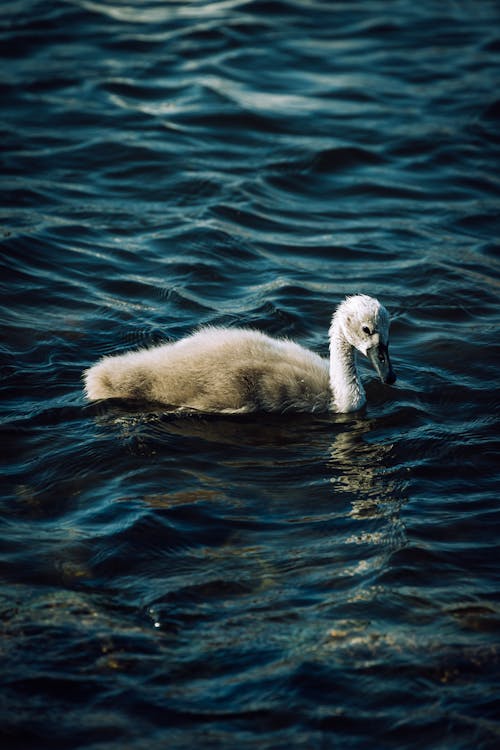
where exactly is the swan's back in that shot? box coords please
[84,326,330,413]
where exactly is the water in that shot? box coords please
[1,1,500,747]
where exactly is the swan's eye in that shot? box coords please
[362,326,371,335]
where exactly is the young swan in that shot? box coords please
[83,294,396,414]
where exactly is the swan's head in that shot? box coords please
[333,294,396,385]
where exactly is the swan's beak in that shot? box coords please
[367,343,396,385]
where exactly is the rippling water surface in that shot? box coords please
[2,1,500,748]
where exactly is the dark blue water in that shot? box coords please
[2,1,500,748]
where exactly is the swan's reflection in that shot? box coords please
[327,416,407,563]
[94,400,406,532]
[328,417,398,513]
[92,398,330,450]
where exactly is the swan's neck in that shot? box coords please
[329,320,366,413]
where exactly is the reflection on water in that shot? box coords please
[328,419,406,551]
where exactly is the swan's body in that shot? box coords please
[83,295,396,413]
